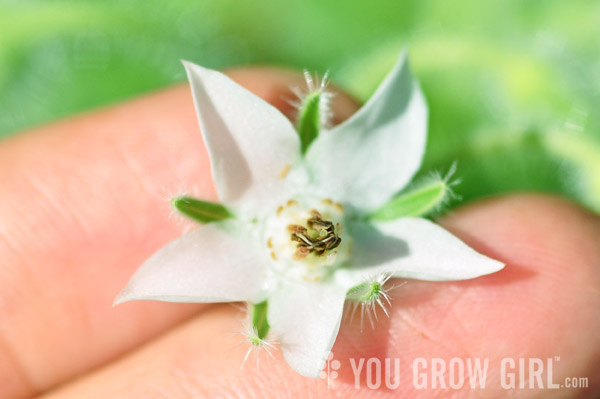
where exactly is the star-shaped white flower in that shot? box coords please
[115,51,504,378]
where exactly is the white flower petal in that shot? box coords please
[183,61,301,210]
[337,217,503,283]
[114,221,267,305]
[305,51,427,211]
[268,280,348,378]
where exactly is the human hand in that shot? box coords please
[0,68,598,399]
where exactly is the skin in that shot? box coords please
[0,67,598,399]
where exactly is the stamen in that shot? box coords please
[266,198,351,274]
[292,231,314,247]
[294,246,310,260]
[287,224,306,234]
[288,212,341,258]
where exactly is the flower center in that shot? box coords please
[265,198,352,282]
[288,209,342,259]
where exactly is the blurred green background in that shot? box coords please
[1,0,599,212]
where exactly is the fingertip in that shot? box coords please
[436,193,600,393]
[439,193,600,267]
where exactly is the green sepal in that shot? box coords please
[369,171,455,221]
[346,280,383,303]
[296,91,321,154]
[251,300,270,341]
[171,196,232,223]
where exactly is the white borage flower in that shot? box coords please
[114,50,504,378]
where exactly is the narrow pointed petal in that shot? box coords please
[268,281,347,378]
[306,51,427,211]
[114,221,267,305]
[183,61,301,210]
[338,217,503,283]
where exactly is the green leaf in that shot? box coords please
[251,300,270,341]
[369,173,453,220]
[296,91,321,154]
[171,196,232,223]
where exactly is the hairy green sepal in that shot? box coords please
[346,281,383,303]
[369,178,449,220]
[171,196,232,223]
[251,300,270,342]
[296,91,321,154]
